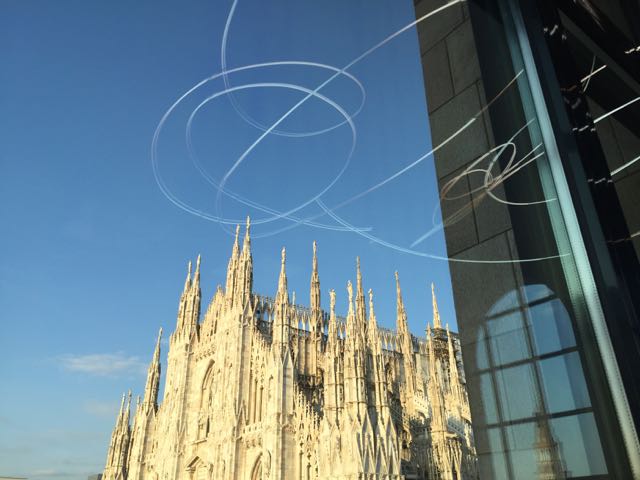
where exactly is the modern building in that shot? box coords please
[102,221,477,479]
[412,0,640,478]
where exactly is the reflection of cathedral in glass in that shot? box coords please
[102,219,478,479]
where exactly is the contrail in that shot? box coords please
[220,2,366,138]
[212,0,468,226]
[316,199,567,265]
[152,0,565,264]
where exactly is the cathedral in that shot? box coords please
[102,219,478,480]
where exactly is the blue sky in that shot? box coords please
[0,0,456,477]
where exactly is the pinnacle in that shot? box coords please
[394,271,403,306]
[194,254,201,283]
[183,260,192,292]
[311,241,319,276]
[368,288,374,316]
[356,258,364,297]
[231,224,241,258]
[153,328,162,360]
[432,282,442,329]
[395,271,407,331]
[310,241,321,316]
[243,217,251,252]
[329,289,336,315]
[368,288,377,330]
[276,247,288,304]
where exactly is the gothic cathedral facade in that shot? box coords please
[102,219,478,480]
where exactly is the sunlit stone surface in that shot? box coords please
[102,219,478,480]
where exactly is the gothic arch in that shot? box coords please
[251,454,262,480]
[201,361,214,387]
[198,361,217,438]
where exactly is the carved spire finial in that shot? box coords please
[143,328,163,410]
[225,225,241,299]
[124,390,132,425]
[432,282,442,329]
[118,391,126,421]
[309,242,322,338]
[330,289,336,316]
[154,328,162,360]
[355,257,366,333]
[327,289,337,347]
[183,260,192,292]
[395,271,407,329]
[347,280,354,316]
[313,240,318,270]
[276,247,288,304]
[243,217,251,252]
[368,288,377,331]
[193,254,201,289]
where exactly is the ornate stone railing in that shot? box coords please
[251,293,458,355]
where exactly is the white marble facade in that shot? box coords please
[103,219,478,480]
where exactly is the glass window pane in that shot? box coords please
[479,372,499,425]
[539,352,591,413]
[528,298,576,355]
[550,413,608,477]
[495,364,539,421]
[488,312,530,365]
[504,422,538,480]
[478,427,510,480]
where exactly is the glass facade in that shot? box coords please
[414,0,640,478]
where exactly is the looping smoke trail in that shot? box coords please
[220,2,365,138]
[413,119,556,248]
[153,0,467,231]
[212,0,468,227]
[152,0,564,263]
[152,64,364,226]
[184,81,368,232]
